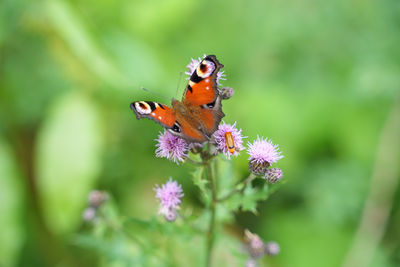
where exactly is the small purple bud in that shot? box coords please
[164,208,178,222]
[244,229,265,259]
[88,190,108,208]
[221,87,234,100]
[265,168,283,183]
[264,241,280,256]
[82,207,96,222]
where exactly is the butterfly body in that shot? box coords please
[131,55,225,143]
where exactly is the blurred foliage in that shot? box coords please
[0,0,399,266]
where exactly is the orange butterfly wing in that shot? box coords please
[183,55,223,106]
[182,55,225,136]
[131,101,206,142]
[130,101,176,128]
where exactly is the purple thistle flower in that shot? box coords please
[221,87,234,100]
[88,190,108,208]
[216,70,226,86]
[264,241,280,256]
[82,207,96,222]
[247,136,283,175]
[164,207,178,222]
[154,178,184,219]
[244,229,265,259]
[155,130,188,164]
[212,121,245,158]
[185,54,226,86]
[265,168,283,183]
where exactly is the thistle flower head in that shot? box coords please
[265,168,283,183]
[216,70,226,86]
[212,121,245,158]
[88,190,108,208]
[154,178,184,219]
[185,54,225,86]
[247,137,283,175]
[264,241,280,256]
[221,87,234,100]
[155,130,188,164]
[82,207,96,222]
[244,229,265,259]
[164,207,178,222]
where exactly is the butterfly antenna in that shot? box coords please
[141,87,151,93]
[141,87,169,101]
[175,71,184,99]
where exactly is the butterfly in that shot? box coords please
[130,55,225,143]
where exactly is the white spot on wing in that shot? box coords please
[158,116,162,119]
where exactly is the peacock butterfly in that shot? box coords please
[130,55,225,143]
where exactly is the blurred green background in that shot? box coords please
[1,0,399,266]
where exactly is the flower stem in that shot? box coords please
[218,173,256,202]
[203,157,217,266]
[186,157,205,166]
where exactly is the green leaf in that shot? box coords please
[241,183,270,213]
[74,233,142,265]
[37,92,104,234]
[224,182,270,214]
[224,193,242,212]
[215,157,235,198]
[191,167,211,205]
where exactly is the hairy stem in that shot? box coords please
[203,155,217,266]
[186,157,205,166]
[218,173,256,202]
